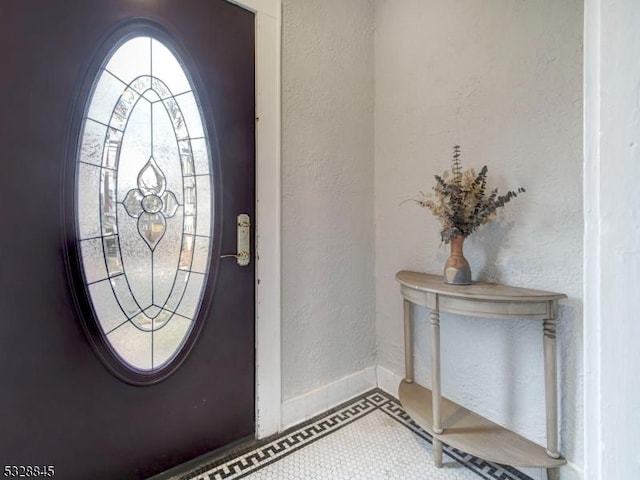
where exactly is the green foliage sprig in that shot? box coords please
[411,145,525,244]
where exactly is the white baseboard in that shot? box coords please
[518,467,543,480]
[376,364,403,399]
[280,366,377,430]
[560,461,583,480]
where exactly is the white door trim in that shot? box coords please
[226,0,282,438]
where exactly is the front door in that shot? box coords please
[0,1,255,479]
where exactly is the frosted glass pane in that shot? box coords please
[80,119,106,166]
[183,176,196,217]
[151,77,171,100]
[80,238,108,284]
[152,209,183,305]
[78,163,101,239]
[142,194,162,213]
[184,214,195,235]
[117,100,151,200]
[107,322,152,371]
[191,236,210,274]
[103,236,124,277]
[196,175,211,237]
[117,206,152,308]
[143,89,160,103]
[176,272,205,319]
[131,312,154,331]
[191,138,210,175]
[179,234,194,271]
[88,280,128,334]
[101,168,118,236]
[106,37,151,85]
[144,305,161,317]
[130,76,152,96]
[103,128,122,169]
[164,270,189,312]
[152,102,182,196]
[152,39,190,94]
[109,87,140,131]
[161,97,188,140]
[153,315,191,368]
[162,191,179,217]
[152,308,173,330]
[111,275,142,318]
[131,309,172,332]
[137,157,166,196]
[178,140,195,177]
[138,212,166,249]
[123,189,144,217]
[175,92,204,138]
[87,70,125,125]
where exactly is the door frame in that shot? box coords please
[227,0,282,439]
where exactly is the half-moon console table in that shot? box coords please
[396,270,567,480]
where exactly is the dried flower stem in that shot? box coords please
[410,146,525,243]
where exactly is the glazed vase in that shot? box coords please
[443,235,472,285]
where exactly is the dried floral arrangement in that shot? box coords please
[411,145,525,244]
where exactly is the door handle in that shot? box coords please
[220,214,250,266]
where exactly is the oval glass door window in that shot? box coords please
[76,35,213,377]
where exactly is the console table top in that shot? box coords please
[396,270,567,302]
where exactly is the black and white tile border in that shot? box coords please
[378,395,533,480]
[177,389,533,480]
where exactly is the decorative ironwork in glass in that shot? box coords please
[76,36,213,374]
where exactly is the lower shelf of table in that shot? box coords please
[398,379,566,468]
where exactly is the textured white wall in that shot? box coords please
[584,1,640,478]
[281,0,375,401]
[374,1,583,478]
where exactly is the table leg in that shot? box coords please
[430,297,443,468]
[546,467,560,480]
[543,309,560,459]
[403,300,414,383]
[433,438,443,468]
[430,302,442,435]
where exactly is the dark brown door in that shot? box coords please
[0,1,255,479]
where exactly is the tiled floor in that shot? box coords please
[178,390,531,480]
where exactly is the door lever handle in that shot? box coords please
[220,214,250,266]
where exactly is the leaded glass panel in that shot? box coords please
[80,238,108,284]
[174,92,205,138]
[108,322,153,371]
[80,119,107,166]
[87,70,126,125]
[106,36,151,85]
[153,316,192,369]
[78,163,102,240]
[76,35,213,375]
[191,138,210,175]
[88,279,129,334]
[151,39,191,94]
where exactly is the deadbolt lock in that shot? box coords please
[220,214,250,266]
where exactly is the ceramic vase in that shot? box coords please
[443,235,472,285]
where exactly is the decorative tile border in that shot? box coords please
[378,395,533,480]
[177,389,533,480]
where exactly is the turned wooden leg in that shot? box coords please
[430,300,442,436]
[430,296,443,467]
[543,311,560,459]
[546,467,560,480]
[433,438,443,468]
[403,300,414,383]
